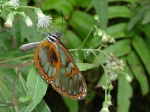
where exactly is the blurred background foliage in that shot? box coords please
[0,0,150,112]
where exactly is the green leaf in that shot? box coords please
[127,6,147,31]
[70,11,94,39]
[140,24,150,38]
[107,0,137,3]
[20,67,48,112]
[32,100,51,112]
[76,0,92,7]
[0,68,27,112]
[0,102,14,107]
[19,96,32,103]
[76,63,98,71]
[96,73,106,88]
[40,0,73,15]
[117,66,133,112]
[132,35,150,74]
[62,30,82,48]
[142,10,150,25]
[127,51,149,95]
[106,23,131,39]
[93,0,108,30]
[108,6,131,19]
[62,96,78,112]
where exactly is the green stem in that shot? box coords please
[0,54,33,63]
[91,51,108,101]
[79,25,94,50]
[69,48,108,57]
[18,6,36,10]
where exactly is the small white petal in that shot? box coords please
[10,0,20,9]
[35,8,52,28]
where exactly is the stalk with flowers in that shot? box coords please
[1,0,52,30]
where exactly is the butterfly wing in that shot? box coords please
[34,40,87,100]
[34,40,61,83]
[51,40,87,100]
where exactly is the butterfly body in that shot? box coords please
[20,33,87,100]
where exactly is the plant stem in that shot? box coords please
[0,54,33,63]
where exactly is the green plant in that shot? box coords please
[0,0,150,112]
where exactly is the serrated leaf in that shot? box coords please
[20,67,48,112]
[62,96,78,112]
[127,51,149,95]
[76,63,98,71]
[132,35,150,74]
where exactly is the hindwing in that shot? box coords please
[51,40,87,100]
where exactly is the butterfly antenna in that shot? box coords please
[60,10,64,35]
[45,27,50,33]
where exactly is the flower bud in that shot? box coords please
[24,16,33,27]
[4,12,14,28]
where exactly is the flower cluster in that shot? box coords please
[105,53,132,82]
[93,25,115,47]
[105,53,125,81]
[2,0,52,30]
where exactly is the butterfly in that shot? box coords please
[20,32,87,100]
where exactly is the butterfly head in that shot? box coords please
[46,32,61,42]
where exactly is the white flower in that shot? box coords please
[4,20,13,28]
[24,16,33,27]
[4,13,14,28]
[35,8,52,28]
[3,0,20,9]
[10,0,20,7]
[100,107,110,112]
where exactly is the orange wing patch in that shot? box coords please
[34,40,61,83]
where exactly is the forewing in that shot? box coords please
[51,41,87,100]
[34,40,61,83]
